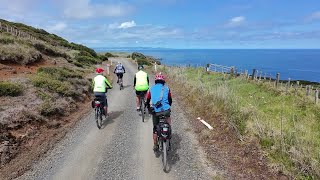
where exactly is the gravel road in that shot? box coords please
[17,59,215,180]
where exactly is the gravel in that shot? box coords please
[17,59,213,180]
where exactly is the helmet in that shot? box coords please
[138,65,144,70]
[117,62,121,64]
[155,73,165,82]
[95,68,104,74]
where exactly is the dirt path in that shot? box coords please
[16,59,214,180]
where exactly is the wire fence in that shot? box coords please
[207,63,320,104]
[0,21,37,40]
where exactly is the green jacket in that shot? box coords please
[92,75,112,92]
[135,71,149,91]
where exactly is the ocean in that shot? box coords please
[94,48,320,83]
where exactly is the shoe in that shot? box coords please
[153,144,158,151]
[136,107,140,111]
[117,80,119,83]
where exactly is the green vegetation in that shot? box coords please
[131,52,161,65]
[0,81,23,96]
[31,67,84,97]
[0,19,97,64]
[163,66,320,179]
[105,52,118,58]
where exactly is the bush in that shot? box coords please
[98,54,108,61]
[34,43,69,59]
[76,55,100,65]
[105,52,118,58]
[73,61,84,67]
[137,58,152,66]
[132,52,146,60]
[0,81,23,96]
[37,67,83,80]
[0,37,14,44]
[40,100,64,116]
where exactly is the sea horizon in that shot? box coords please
[94,48,320,83]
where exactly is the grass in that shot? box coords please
[0,81,23,96]
[31,67,84,97]
[162,66,320,179]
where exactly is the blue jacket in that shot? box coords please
[148,83,171,113]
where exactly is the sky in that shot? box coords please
[1,0,320,49]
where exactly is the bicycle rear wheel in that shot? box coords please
[96,108,103,129]
[162,140,169,172]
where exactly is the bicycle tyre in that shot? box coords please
[162,140,168,172]
[141,97,145,122]
[96,108,102,129]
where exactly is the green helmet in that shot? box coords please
[138,65,144,70]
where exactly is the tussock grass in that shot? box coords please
[0,81,23,96]
[31,67,85,97]
[162,66,320,179]
[0,43,42,64]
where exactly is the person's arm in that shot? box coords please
[105,77,113,89]
[134,75,136,87]
[147,75,149,85]
[168,88,172,106]
[123,66,126,73]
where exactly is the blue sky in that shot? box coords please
[1,0,320,48]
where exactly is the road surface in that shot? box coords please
[17,59,215,180]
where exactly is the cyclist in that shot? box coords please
[145,73,172,151]
[134,65,149,111]
[92,68,113,117]
[114,62,126,83]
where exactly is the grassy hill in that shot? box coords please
[0,19,111,171]
[160,66,320,179]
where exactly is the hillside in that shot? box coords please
[159,65,320,179]
[0,19,110,171]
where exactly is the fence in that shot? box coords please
[208,63,320,104]
[0,21,37,40]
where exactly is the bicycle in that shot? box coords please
[139,92,147,122]
[93,96,105,129]
[118,76,123,90]
[156,114,172,172]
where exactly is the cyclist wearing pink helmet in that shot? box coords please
[146,72,172,151]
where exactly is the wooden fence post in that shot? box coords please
[259,71,262,81]
[286,78,291,93]
[315,89,319,104]
[295,81,299,95]
[252,69,257,80]
[306,85,311,96]
[264,73,266,80]
[276,73,280,88]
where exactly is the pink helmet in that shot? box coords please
[155,73,165,82]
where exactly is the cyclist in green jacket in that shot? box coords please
[92,68,112,116]
[134,65,149,111]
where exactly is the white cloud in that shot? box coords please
[58,0,133,19]
[306,11,320,22]
[47,22,67,33]
[226,16,246,27]
[118,21,136,29]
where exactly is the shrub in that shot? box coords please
[0,81,23,96]
[73,61,84,67]
[131,52,146,60]
[76,55,100,65]
[34,43,69,59]
[137,58,152,66]
[105,52,118,58]
[0,37,14,44]
[0,44,43,65]
[37,67,83,80]
[40,100,64,116]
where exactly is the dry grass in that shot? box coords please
[161,66,320,179]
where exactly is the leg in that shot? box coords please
[152,114,159,149]
[136,91,140,110]
[104,95,108,116]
